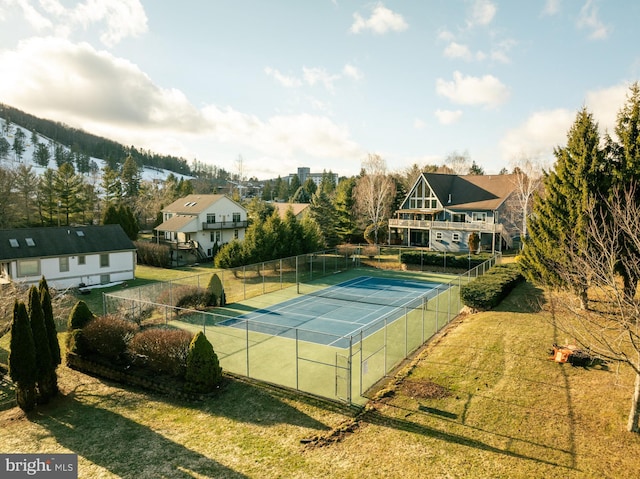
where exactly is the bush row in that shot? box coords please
[135,241,171,268]
[400,251,490,269]
[460,263,524,311]
[66,303,222,392]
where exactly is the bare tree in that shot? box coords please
[508,155,546,239]
[445,150,471,174]
[354,154,396,244]
[552,185,640,432]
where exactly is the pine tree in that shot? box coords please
[185,332,222,393]
[310,189,339,247]
[28,286,53,403]
[40,277,61,396]
[9,301,37,412]
[520,108,606,308]
[334,177,358,243]
[53,162,83,225]
[121,154,141,198]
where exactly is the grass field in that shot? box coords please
[2,280,640,478]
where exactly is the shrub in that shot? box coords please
[400,251,490,269]
[207,274,224,306]
[128,328,193,379]
[67,300,95,330]
[460,263,524,311]
[157,285,210,310]
[66,329,88,356]
[185,332,222,393]
[9,301,37,412]
[81,315,139,362]
[135,241,171,267]
[28,286,53,403]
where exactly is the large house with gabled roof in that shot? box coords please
[0,224,136,288]
[388,173,520,253]
[156,194,248,262]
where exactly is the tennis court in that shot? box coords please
[218,276,447,347]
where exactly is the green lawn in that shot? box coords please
[2,281,640,477]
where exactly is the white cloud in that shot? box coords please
[3,0,147,47]
[542,0,561,16]
[437,29,455,42]
[264,67,302,88]
[467,0,497,28]
[434,109,463,125]
[436,71,509,107]
[585,83,630,133]
[443,42,472,61]
[303,67,341,93]
[413,118,427,130]
[577,0,609,40]
[343,63,363,81]
[0,37,364,168]
[501,84,632,163]
[500,109,575,161]
[350,3,408,35]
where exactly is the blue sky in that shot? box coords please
[1,1,639,179]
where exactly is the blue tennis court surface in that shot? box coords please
[218,276,446,347]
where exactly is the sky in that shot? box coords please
[0,0,639,180]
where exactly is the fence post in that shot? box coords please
[295,329,299,391]
[243,266,246,300]
[245,320,250,377]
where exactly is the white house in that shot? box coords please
[156,194,248,261]
[0,225,136,289]
[388,173,521,253]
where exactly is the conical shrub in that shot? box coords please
[185,332,222,393]
[9,301,37,412]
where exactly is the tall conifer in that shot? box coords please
[9,301,37,412]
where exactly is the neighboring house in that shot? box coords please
[156,194,248,262]
[388,173,520,253]
[271,202,310,221]
[0,225,136,289]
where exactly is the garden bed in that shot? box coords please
[66,353,223,401]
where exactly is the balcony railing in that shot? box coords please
[201,220,248,230]
[389,219,503,233]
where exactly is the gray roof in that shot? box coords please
[0,225,136,261]
[424,173,517,211]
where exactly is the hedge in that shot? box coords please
[460,263,524,311]
[400,251,490,269]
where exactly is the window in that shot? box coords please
[100,254,110,268]
[435,232,443,241]
[100,274,110,284]
[452,233,460,243]
[215,231,221,242]
[76,230,85,237]
[234,229,239,239]
[472,212,487,222]
[78,255,86,265]
[18,259,39,277]
[9,239,19,248]
[59,257,69,272]
[233,212,241,222]
[25,238,35,246]
[206,213,216,224]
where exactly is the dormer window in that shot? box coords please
[9,239,19,247]
[25,238,35,246]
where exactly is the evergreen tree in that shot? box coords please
[33,142,51,167]
[282,208,305,256]
[301,215,325,251]
[263,210,285,259]
[290,186,311,203]
[118,203,139,240]
[320,170,336,195]
[101,165,122,205]
[39,277,61,397]
[0,136,10,160]
[14,164,37,226]
[12,128,26,161]
[288,174,301,199]
[520,108,606,308]
[121,154,141,198]
[185,332,222,393]
[37,168,57,225]
[28,286,53,403]
[102,203,119,226]
[9,301,37,412]
[310,189,339,247]
[53,162,83,225]
[333,177,357,242]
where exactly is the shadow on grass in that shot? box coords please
[34,391,249,479]
[495,281,546,313]
[362,405,576,470]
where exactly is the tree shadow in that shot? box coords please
[362,404,577,470]
[494,281,546,313]
[34,391,249,479]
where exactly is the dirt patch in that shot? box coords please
[399,379,451,400]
